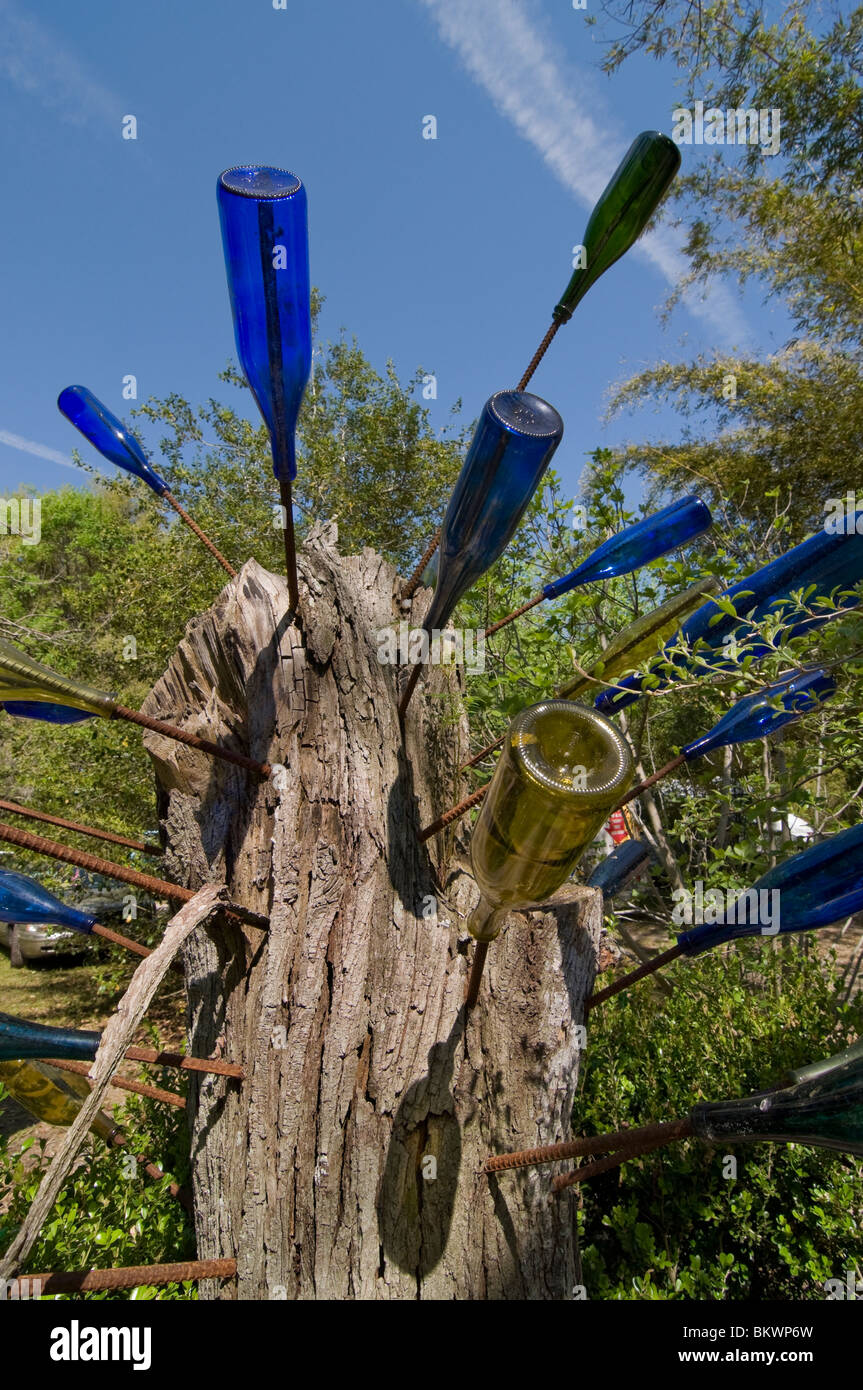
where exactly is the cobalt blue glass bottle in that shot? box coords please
[543,496,711,600]
[0,1011,101,1064]
[597,517,863,713]
[423,391,563,634]
[0,870,96,936]
[680,668,836,760]
[58,387,168,495]
[586,839,652,899]
[677,821,863,956]
[217,166,312,482]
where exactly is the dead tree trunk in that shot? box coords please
[140,524,606,1299]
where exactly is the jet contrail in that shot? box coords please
[0,0,119,129]
[0,430,78,470]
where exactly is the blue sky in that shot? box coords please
[0,0,791,512]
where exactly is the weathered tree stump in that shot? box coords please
[141,525,607,1299]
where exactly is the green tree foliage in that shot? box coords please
[0,1078,194,1300]
[593,1,863,530]
[580,942,863,1299]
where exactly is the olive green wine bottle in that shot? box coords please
[0,1058,116,1141]
[556,576,720,701]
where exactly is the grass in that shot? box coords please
[0,939,187,1049]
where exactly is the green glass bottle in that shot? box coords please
[468,700,633,941]
[553,132,681,323]
[782,1040,863,1088]
[0,1058,116,1142]
[556,576,721,701]
[691,1042,863,1156]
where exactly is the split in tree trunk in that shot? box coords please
[141,524,611,1299]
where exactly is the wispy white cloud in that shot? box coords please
[0,0,119,129]
[419,0,751,347]
[0,429,79,470]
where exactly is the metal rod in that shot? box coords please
[550,1135,675,1191]
[41,1057,185,1109]
[397,662,423,721]
[112,704,270,778]
[400,528,442,603]
[615,752,687,809]
[465,940,489,1010]
[90,921,183,972]
[419,784,489,843]
[551,1119,693,1193]
[102,1128,191,1209]
[461,734,504,773]
[0,820,269,931]
[0,798,160,856]
[517,319,562,391]
[4,1258,237,1296]
[483,591,544,639]
[585,942,684,1011]
[91,922,150,959]
[120,1046,243,1079]
[279,474,300,615]
[162,490,237,577]
[486,1117,690,1173]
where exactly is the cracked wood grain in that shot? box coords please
[142,524,604,1299]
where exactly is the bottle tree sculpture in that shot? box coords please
[3,130,858,1307]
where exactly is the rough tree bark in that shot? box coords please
[140,524,611,1300]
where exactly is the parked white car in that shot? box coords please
[0,919,90,968]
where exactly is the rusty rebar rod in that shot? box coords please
[485,1117,690,1173]
[585,942,684,1012]
[90,922,150,959]
[418,784,489,842]
[483,591,545,639]
[162,489,237,577]
[0,820,268,931]
[551,1118,694,1193]
[550,1135,676,1191]
[460,735,504,773]
[121,1046,243,1079]
[401,528,443,603]
[89,920,183,972]
[397,662,423,721]
[465,941,489,1010]
[279,474,300,615]
[41,1057,185,1109]
[112,704,270,778]
[102,1127,191,1208]
[0,798,160,856]
[615,752,687,808]
[4,1258,237,1296]
[91,919,184,978]
[517,319,562,392]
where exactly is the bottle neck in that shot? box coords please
[467,898,504,943]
